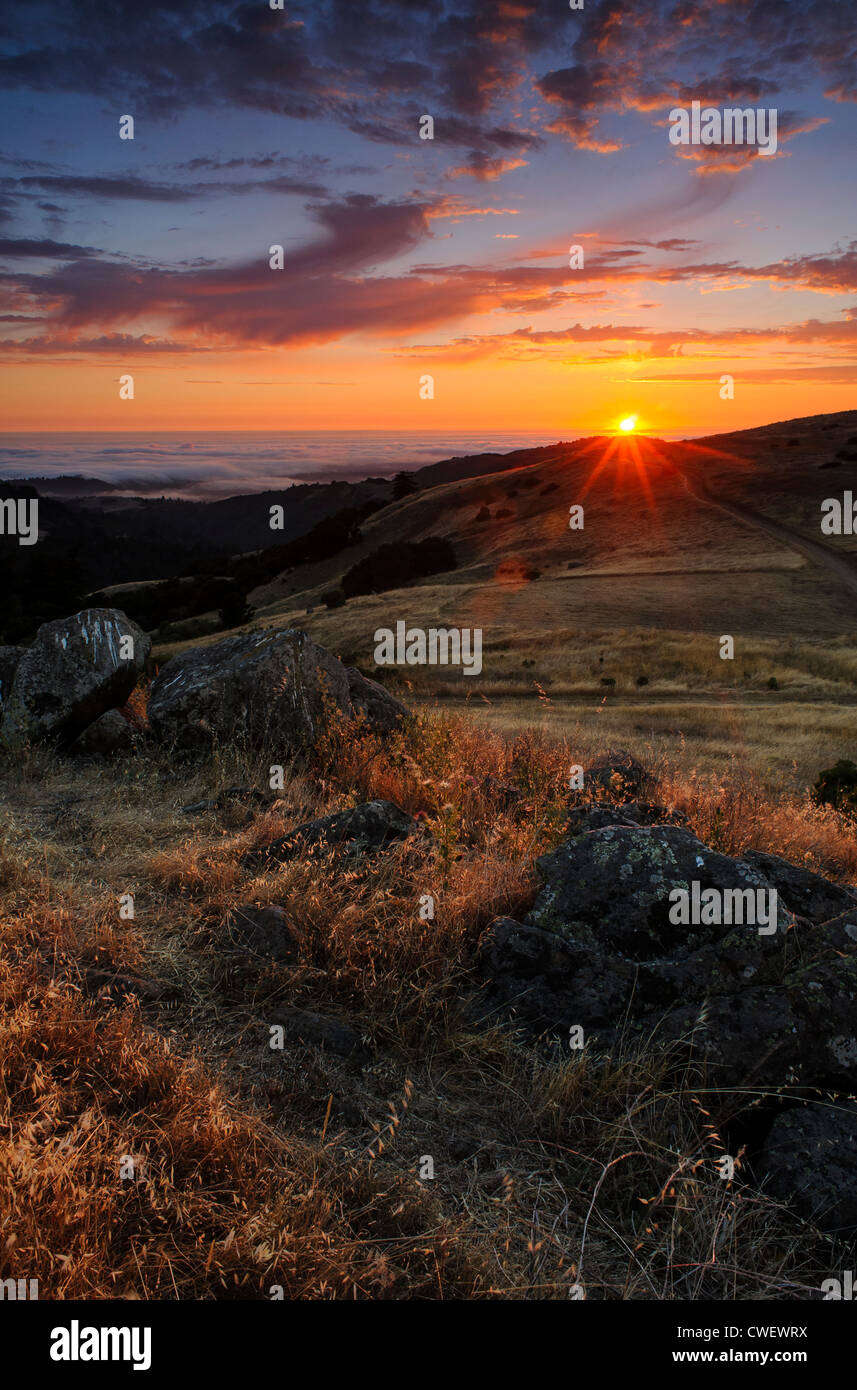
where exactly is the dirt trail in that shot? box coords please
[676,465,857,601]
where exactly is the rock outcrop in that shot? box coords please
[0,646,23,710]
[70,708,138,757]
[760,1102,857,1234]
[147,628,407,753]
[478,786,857,1233]
[0,609,150,747]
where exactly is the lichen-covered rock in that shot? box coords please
[477,913,800,1042]
[147,629,407,754]
[760,1103,857,1235]
[528,825,791,957]
[478,815,857,1230]
[479,825,857,1096]
[244,799,414,868]
[0,609,150,747]
[743,849,857,924]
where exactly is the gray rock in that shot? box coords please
[268,1006,365,1057]
[760,1103,857,1235]
[244,799,414,868]
[478,825,857,1095]
[477,818,857,1228]
[0,609,150,747]
[346,667,408,733]
[0,646,23,708]
[528,825,791,958]
[70,708,137,757]
[224,903,298,963]
[743,849,857,924]
[181,786,268,818]
[566,800,687,837]
[147,629,407,754]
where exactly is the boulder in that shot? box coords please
[478,826,857,1095]
[346,667,408,734]
[743,849,857,924]
[268,1006,365,1057]
[760,1103,857,1235]
[0,609,150,747]
[0,646,23,708]
[244,799,414,868]
[528,825,791,957]
[70,708,137,757]
[147,629,407,754]
[223,904,298,963]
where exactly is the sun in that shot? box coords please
[619,415,638,432]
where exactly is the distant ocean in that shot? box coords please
[0,429,700,500]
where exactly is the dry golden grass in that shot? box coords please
[456,694,857,795]
[1,704,853,1300]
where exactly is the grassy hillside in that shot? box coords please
[2,705,854,1299]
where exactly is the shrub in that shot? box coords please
[392,471,419,500]
[635,675,649,687]
[342,537,456,598]
[322,588,346,610]
[218,588,254,629]
[813,759,857,813]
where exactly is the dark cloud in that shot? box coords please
[0,237,100,259]
[7,171,327,202]
[4,195,854,359]
[8,0,848,171]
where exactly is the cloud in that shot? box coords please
[0,332,203,357]
[448,153,527,181]
[393,307,857,366]
[7,171,328,202]
[0,237,100,259]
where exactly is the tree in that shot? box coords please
[392,471,419,500]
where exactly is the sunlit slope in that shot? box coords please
[245,421,857,647]
[677,411,857,558]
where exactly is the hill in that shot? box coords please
[215,414,857,709]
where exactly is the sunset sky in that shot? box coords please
[1,0,855,435]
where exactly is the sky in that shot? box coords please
[0,0,855,437]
